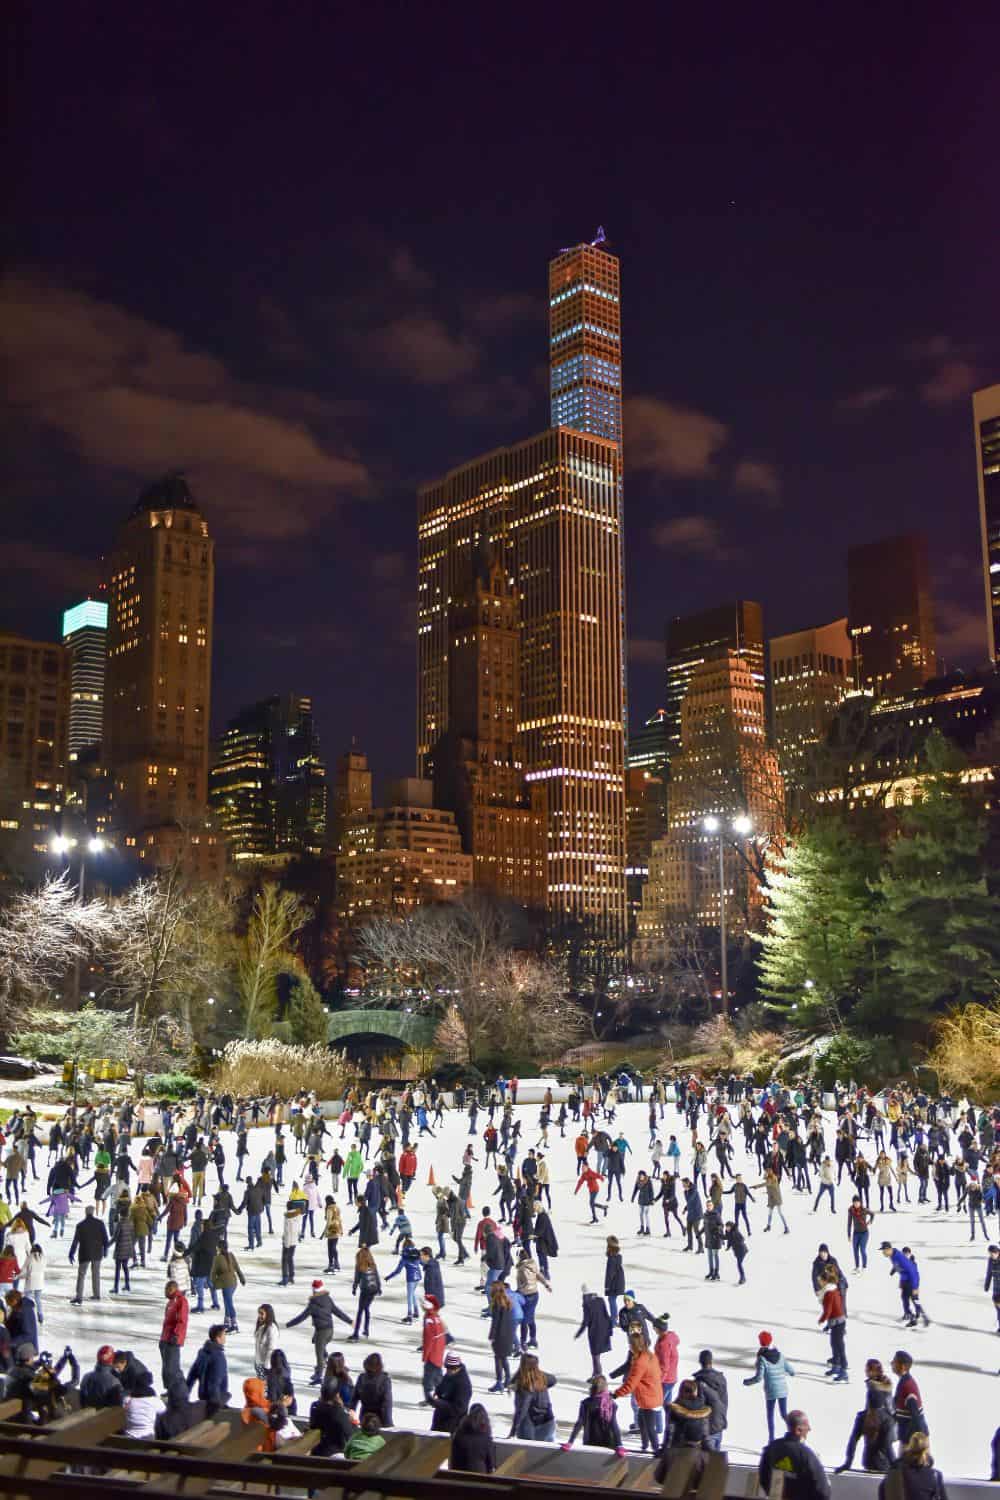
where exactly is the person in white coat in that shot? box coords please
[22,1242,45,1325]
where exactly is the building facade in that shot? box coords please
[973,384,1000,663]
[663,602,765,766]
[210,694,327,863]
[331,750,373,854]
[769,618,854,779]
[104,474,222,875]
[418,427,626,936]
[337,777,473,920]
[637,650,783,949]
[63,599,108,760]
[548,238,622,443]
[0,632,70,879]
[847,532,937,697]
[428,555,546,907]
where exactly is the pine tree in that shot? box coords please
[759,818,885,1029]
[286,973,330,1048]
[872,733,1000,1025]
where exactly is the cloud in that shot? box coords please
[732,458,781,503]
[364,314,479,385]
[625,396,729,479]
[936,600,990,663]
[837,384,899,413]
[450,373,538,426]
[468,292,539,335]
[5,540,100,600]
[904,334,965,362]
[388,247,433,292]
[0,273,370,542]
[650,515,732,559]
[629,637,664,666]
[920,360,979,407]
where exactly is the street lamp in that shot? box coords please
[51,832,106,1006]
[702,814,753,1016]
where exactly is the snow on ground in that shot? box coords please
[15,1095,1000,1478]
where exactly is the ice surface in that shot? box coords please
[19,1096,999,1477]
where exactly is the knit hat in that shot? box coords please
[312,1279,324,1290]
[581,1283,590,1295]
[758,1331,773,1347]
[16,1342,36,1363]
[445,1350,462,1366]
[97,1345,115,1365]
[624,1289,635,1299]
[423,1294,440,1311]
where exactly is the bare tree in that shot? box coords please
[237,884,307,1039]
[434,1004,471,1064]
[0,876,118,1038]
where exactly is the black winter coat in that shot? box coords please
[576,1293,613,1354]
[604,1252,625,1297]
[430,1365,472,1433]
[352,1370,393,1426]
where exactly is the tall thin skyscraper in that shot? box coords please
[104,474,219,871]
[209,694,327,862]
[548,238,622,442]
[973,384,1000,663]
[62,599,108,760]
[847,533,936,697]
[663,602,764,765]
[0,632,70,879]
[418,239,627,937]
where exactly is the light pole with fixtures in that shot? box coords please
[51,833,106,1008]
[702,814,753,1017]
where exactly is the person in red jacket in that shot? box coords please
[398,1148,418,1196]
[575,1166,607,1224]
[160,1279,189,1388]
[0,1246,20,1295]
[420,1294,447,1403]
[653,1312,680,1436]
[818,1265,848,1382]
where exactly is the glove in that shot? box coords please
[615,1447,627,1458]
[742,1377,753,1385]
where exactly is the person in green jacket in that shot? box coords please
[210,1244,245,1334]
[345,1412,385,1460]
[345,1147,364,1205]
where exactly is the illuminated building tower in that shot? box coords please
[973,384,1000,662]
[210,694,327,862]
[636,651,783,950]
[0,632,70,879]
[664,602,764,765]
[548,235,622,442]
[336,778,473,920]
[769,618,854,779]
[418,241,627,938]
[332,749,373,856]
[62,599,108,760]
[428,551,546,908]
[419,428,625,937]
[104,474,222,873]
[848,533,937,698]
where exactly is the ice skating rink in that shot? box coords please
[28,1095,1000,1477]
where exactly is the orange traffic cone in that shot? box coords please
[427,1165,436,1187]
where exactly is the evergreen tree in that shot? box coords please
[286,972,330,1048]
[872,733,1000,1025]
[759,818,885,1029]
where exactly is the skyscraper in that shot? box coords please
[636,650,783,951]
[418,240,627,938]
[973,384,1000,663]
[332,749,373,854]
[336,777,473,920]
[847,533,936,698]
[0,631,70,879]
[209,694,327,862]
[104,474,221,872]
[769,618,854,778]
[419,430,625,936]
[428,552,546,908]
[548,238,622,442]
[663,602,764,764]
[62,599,108,760]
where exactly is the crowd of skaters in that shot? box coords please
[0,1068,997,1491]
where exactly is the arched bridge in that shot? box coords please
[326,1007,438,1050]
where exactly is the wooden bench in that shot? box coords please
[0,1404,124,1489]
[661,1449,729,1500]
[139,1419,268,1494]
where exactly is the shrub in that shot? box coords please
[432,1062,484,1089]
[145,1072,199,1100]
[733,1029,784,1083]
[926,1001,1000,1100]
[212,1039,351,1099]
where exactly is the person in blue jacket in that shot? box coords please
[743,1330,795,1441]
[385,1238,423,1323]
[880,1242,930,1328]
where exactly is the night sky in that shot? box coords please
[4,7,999,792]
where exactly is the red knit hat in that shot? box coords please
[312,1279,324,1290]
[758,1331,773,1347]
[97,1344,115,1364]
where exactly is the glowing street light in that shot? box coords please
[701,814,754,1016]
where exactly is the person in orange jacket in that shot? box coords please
[613,1333,664,1453]
[420,1293,447,1404]
[818,1265,848,1382]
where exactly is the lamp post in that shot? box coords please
[51,834,105,1008]
[702,814,753,1017]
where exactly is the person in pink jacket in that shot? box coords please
[654,1313,680,1434]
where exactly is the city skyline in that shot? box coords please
[3,11,998,793]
